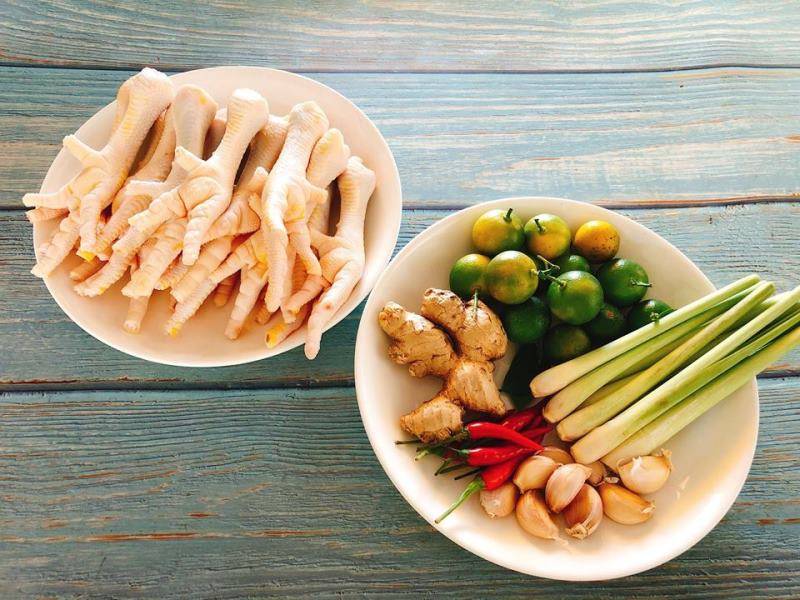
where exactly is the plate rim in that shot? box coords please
[32,65,402,367]
[354,195,759,580]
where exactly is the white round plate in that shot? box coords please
[355,197,758,581]
[33,66,402,367]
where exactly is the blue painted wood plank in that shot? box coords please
[0,378,796,597]
[3,67,800,210]
[2,203,798,387]
[3,1,800,72]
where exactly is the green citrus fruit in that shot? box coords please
[584,302,626,344]
[546,270,604,325]
[503,296,550,344]
[552,253,590,274]
[524,213,571,261]
[573,220,620,262]
[544,325,591,364]
[485,250,539,305]
[596,258,650,307]
[628,299,673,331]
[449,253,491,298]
[471,208,525,256]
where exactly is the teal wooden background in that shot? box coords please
[1,1,799,597]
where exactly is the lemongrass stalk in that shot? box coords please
[571,285,800,464]
[556,282,774,440]
[543,292,747,423]
[579,373,640,409]
[603,320,800,469]
[566,302,798,443]
[614,293,789,381]
[530,275,760,398]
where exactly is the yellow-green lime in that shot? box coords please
[485,250,539,305]
[471,208,525,256]
[449,253,491,298]
[524,213,572,260]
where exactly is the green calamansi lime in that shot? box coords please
[503,296,550,344]
[524,213,572,261]
[584,302,626,344]
[471,208,525,256]
[573,220,620,262]
[544,325,591,364]
[597,258,651,307]
[627,298,673,331]
[546,270,604,325]
[449,253,491,298]
[552,253,591,274]
[485,250,539,305]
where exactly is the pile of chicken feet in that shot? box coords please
[25,68,376,359]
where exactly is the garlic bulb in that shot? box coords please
[516,490,559,540]
[584,460,607,486]
[539,446,573,465]
[618,450,672,495]
[513,455,558,492]
[598,482,655,525]
[545,463,592,513]
[480,482,518,518]
[563,484,603,539]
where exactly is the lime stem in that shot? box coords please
[632,280,652,288]
[540,271,565,287]
[536,254,560,274]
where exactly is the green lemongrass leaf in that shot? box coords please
[603,322,800,469]
[556,282,774,441]
[572,284,800,464]
[530,275,760,398]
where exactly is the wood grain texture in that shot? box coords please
[3,203,798,388]
[3,1,800,72]
[0,378,796,598]
[3,67,800,210]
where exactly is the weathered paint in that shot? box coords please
[2,3,799,596]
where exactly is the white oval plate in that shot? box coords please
[32,66,402,367]
[355,197,758,581]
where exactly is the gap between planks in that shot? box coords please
[3,196,798,215]
[3,62,800,75]
[1,371,796,394]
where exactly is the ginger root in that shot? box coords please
[379,288,509,442]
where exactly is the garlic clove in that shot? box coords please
[545,463,592,513]
[598,482,655,525]
[539,446,573,465]
[563,484,603,539]
[584,460,607,486]
[516,490,559,540]
[480,482,518,518]
[618,450,672,495]
[513,455,558,492]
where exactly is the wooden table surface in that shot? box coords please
[2,2,799,597]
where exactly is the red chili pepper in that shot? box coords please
[520,424,552,444]
[463,421,543,451]
[435,454,528,523]
[417,418,543,458]
[451,444,533,467]
[499,407,538,431]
